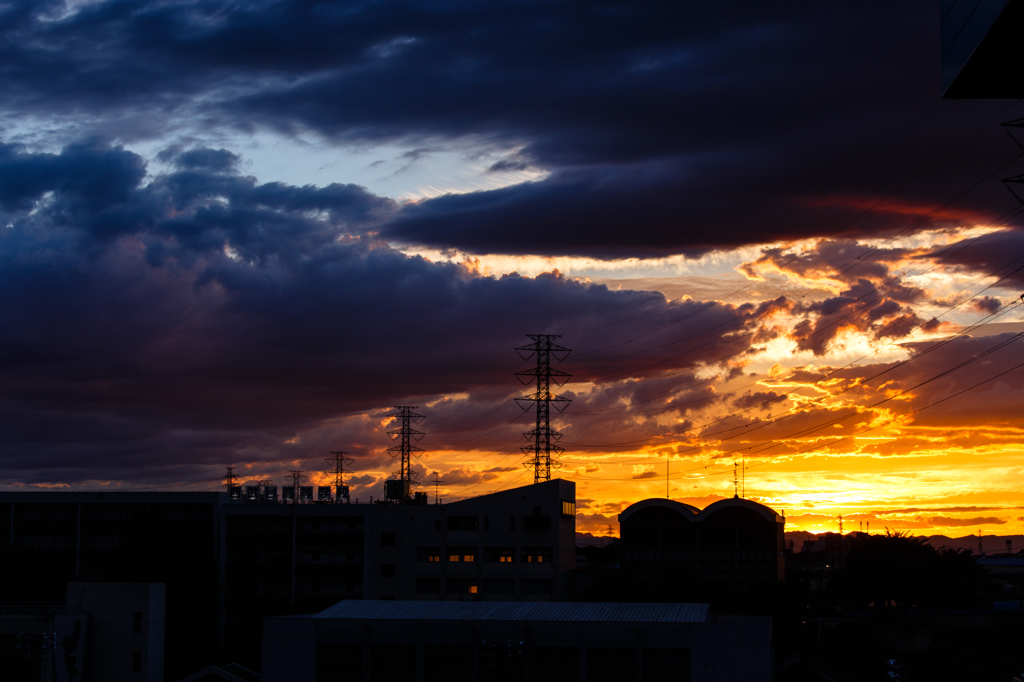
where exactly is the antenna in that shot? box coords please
[326,451,353,503]
[432,471,445,504]
[387,406,424,498]
[515,334,571,484]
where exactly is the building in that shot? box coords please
[618,498,785,596]
[0,479,576,674]
[0,582,165,682]
[942,0,1024,98]
[262,600,774,682]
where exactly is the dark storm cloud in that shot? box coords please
[0,142,789,485]
[2,1,1022,257]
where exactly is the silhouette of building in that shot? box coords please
[0,480,575,674]
[618,498,785,594]
[262,600,773,682]
[0,582,165,682]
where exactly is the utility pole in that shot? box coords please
[666,453,670,499]
[387,406,424,496]
[838,515,843,535]
[325,451,353,503]
[733,461,739,498]
[515,334,571,484]
[432,472,445,504]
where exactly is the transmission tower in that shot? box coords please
[222,466,236,490]
[1002,116,1024,148]
[325,448,354,491]
[387,406,425,495]
[286,470,304,501]
[432,471,445,505]
[515,334,571,484]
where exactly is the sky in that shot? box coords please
[2,0,1024,539]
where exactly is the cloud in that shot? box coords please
[0,1,1020,258]
[927,516,1006,527]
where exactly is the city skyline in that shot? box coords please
[1,1,1023,538]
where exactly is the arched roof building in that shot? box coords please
[618,497,785,593]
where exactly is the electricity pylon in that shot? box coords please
[326,451,353,503]
[387,406,425,493]
[515,334,571,484]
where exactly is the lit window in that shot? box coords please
[469,584,478,594]
[561,500,576,517]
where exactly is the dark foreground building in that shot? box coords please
[618,497,785,596]
[0,479,576,676]
[0,582,165,682]
[263,600,773,682]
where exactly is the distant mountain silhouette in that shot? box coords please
[785,531,1024,554]
[576,532,617,547]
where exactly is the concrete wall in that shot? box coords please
[66,582,165,682]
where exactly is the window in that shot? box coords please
[380,563,395,577]
[485,547,515,563]
[132,651,142,673]
[446,515,478,531]
[416,578,441,594]
[132,612,142,634]
[561,500,576,517]
[445,578,478,595]
[380,532,396,546]
[522,547,553,563]
[417,546,441,562]
[447,547,476,563]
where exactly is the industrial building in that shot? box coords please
[262,599,774,682]
[618,497,786,594]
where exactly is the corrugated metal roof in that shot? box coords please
[314,601,709,623]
